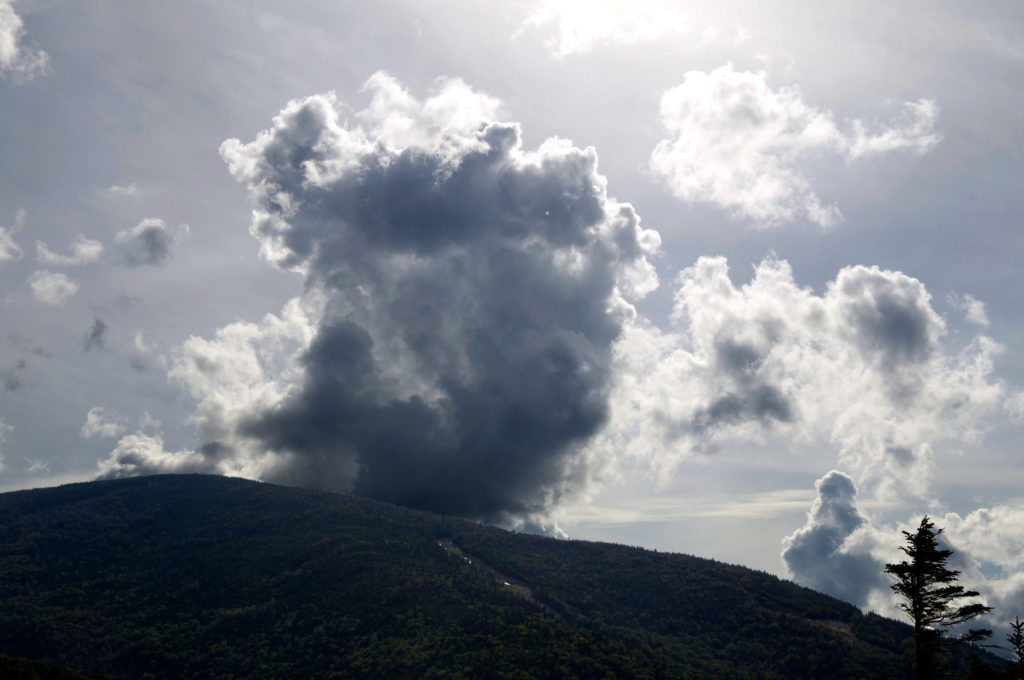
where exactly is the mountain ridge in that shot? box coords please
[0,474,1004,679]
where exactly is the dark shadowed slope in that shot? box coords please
[0,475,1003,679]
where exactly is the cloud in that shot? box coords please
[781,471,889,606]
[2,358,26,391]
[104,182,139,197]
[650,64,940,228]
[941,506,1024,574]
[0,418,10,471]
[949,292,989,327]
[780,492,1024,622]
[36,234,103,266]
[81,318,107,352]
[519,0,690,58]
[114,218,186,266]
[104,73,658,522]
[80,406,126,439]
[96,432,211,478]
[23,457,47,474]
[27,270,78,305]
[0,0,49,82]
[129,330,158,371]
[0,207,25,264]
[604,255,1005,501]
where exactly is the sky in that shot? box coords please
[2,0,1024,626]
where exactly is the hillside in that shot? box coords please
[0,475,1003,679]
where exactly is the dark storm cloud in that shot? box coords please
[82,318,107,352]
[781,471,887,606]
[210,77,657,520]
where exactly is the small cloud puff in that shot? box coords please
[28,270,78,305]
[104,182,139,197]
[949,292,989,327]
[81,407,127,439]
[36,234,103,266]
[82,318,108,352]
[115,218,187,266]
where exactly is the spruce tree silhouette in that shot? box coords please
[1008,616,1024,680]
[885,515,992,680]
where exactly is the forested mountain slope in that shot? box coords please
[0,475,1002,679]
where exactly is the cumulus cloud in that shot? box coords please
[941,506,1024,575]
[605,255,1005,501]
[780,490,1023,622]
[81,318,107,352]
[80,406,126,439]
[36,234,103,266]
[103,73,658,522]
[96,432,211,478]
[519,0,690,58]
[781,471,889,606]
[0,0,49,82]
[0,207,25,264]
[115,218,186,266]
[650,64,940,228]
[28,269,78,305]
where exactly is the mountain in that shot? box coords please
[0,475,1006,679]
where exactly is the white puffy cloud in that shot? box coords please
[604,255,1005,501]
[519,0,690,58]
[165,295,319,482]
[36,234,103,266]
[941,505,1024,573]
[0,207,25,264]
[650,64,941,228]
[96,432,210,479]
[80,407,126,439]
[27,269,78,305]
[0,0,49,82]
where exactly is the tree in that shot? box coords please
[885,515,993,680]
[1008,617,1024,680]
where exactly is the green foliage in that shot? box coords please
[0,653,108,679]
[885,516,994,680]
[0,476,1004,679]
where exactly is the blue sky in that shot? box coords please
[2,0,1023,623]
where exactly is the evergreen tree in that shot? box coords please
[885,516,993,680]
[1008,617,1024,680]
